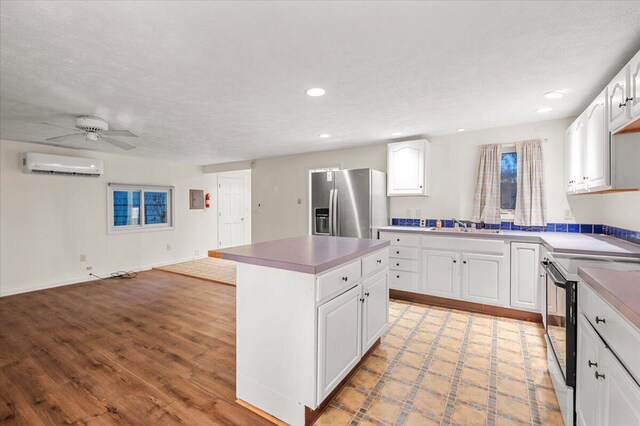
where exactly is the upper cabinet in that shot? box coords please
[565,48,640,194]
[387,139,430,196]
[607,49,640,133]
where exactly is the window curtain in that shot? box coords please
[470,144,501,224]
[514,139,547,226]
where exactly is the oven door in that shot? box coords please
[543,259,577,387]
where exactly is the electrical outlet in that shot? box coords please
[194,249,200,256]
[167,244,171,251]
[80,254,86,262]
[420,219,426,227]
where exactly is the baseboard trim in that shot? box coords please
[0,255,208,297]
[304,338,381,426]
[389,289,542,323]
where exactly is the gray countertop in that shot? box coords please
[210,235,390,274]
[578,267,640,330]
[378,226,640,258]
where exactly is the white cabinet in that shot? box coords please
[461,253,507,306]
[630,50,640,120]
[510,243,540,311]
[584,90,611,191]
[608,67,629,131]
[387,140,429,196]
[383,232,420,292]
[362,270,388,353]
[317,284,362,403]
[422,249,460,298]
[600,347,640,426]
[576,315,604,426]
[565,116,586,193]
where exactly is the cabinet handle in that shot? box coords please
[396,238,400,242]
[619,102,627,108]
[463,260,467,264]
[453,260,457,263]
[376,259,382,264]
[583,176,588,180]
[588,360,598,368]
[396,263,400,266]
[396,251,400,254]
[595,371,606,380]
[360,297,365,303]
[342,276,348,282]
[365,292,370,297]
[595,316,606,324]
[625,97,634,102]
[396,275,400,278]
[419,185,423,189]
[540,274,545,278]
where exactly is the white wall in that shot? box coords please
[570,191,640,231]
[207,119,575,243]
[0,140,218,296]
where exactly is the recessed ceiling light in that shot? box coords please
[319,133,330,138]
[391,132,402,137]
[544,91,564,99]
[306,88,325,97]
[536,107,553,113]
[457,128,465,132]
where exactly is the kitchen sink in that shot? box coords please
[427,227,503,234]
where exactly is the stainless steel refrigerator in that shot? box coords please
[311,168,388,239]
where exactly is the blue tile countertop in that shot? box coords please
[378,225,640,259]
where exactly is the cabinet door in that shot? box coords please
[387,140,426,196]
[422,250,460,298]
[362,271,388,353]
[584,90,611,191]
[630,50,640,119]
[565,126,575,193]
[510,243,540,311]
[600,347,640,426]
[576,316,604,426]
[608,66,629,130]
[461,253,507,306]
[317,285,362,404]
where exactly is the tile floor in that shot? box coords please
[315,300,563,426]
[155,257,236,285]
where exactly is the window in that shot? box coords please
[108,184,174,234]
[500,151,517,217]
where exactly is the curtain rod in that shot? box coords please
[482,138,548,148]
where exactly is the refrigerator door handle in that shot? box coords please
[333,189,339,236]
[328,189,335,236]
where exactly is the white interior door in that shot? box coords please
[218,175,245,248]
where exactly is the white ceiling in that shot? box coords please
[1,1,639,165]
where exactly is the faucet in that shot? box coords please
[452,218,469,229]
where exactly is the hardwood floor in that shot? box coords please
[0,270,272,425]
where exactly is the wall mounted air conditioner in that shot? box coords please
[23,153,104,177]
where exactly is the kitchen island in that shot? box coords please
[210,235,390,426]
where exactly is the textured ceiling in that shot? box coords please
[1,1,639,165]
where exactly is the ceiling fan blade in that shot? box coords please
[102,129,138,137]
[45,133,84,141]
[101,136,136,150]
[40,122,78,131]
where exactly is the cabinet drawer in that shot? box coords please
[380,232,419,247]
[579,282,640,381]
[362,248,389,277]
[389,258,418,272]
[389,271,418,292]
[389,246,418,260]
[422,236,505,255]
[316,260,361,303]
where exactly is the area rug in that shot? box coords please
[155,257,236,286]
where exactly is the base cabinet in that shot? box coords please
[422,250,460,298]
[510,242,540,311]
[576,315,604,426]
[461,253,507,306]
[362,271,388,353]
[601,347,640,426]
[317,285,362,403]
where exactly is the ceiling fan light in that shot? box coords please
[86,132,98,141]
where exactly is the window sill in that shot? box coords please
[108,226,175,235]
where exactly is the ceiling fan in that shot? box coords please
[42,116,137,150]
